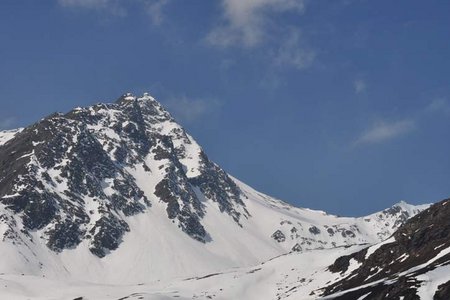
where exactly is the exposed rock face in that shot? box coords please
[291,243,302,252]
[272,230,286,243]
[0,93,248,257]
[309,225,321,235]
[321,198,450,300]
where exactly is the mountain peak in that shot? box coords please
[111,92,171,122]
[0,93,248,258]
[390,200,430,215]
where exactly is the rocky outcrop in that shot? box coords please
[272,230,286,243]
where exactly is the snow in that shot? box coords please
[416,264,450,299]
[233,177,416,254]
[0,193,20,199]
[398,253,409,262]
[0,245,365,300]
[394,200,430,214]
[345,258,362,276]
[398,246,450,277]
[155,120,203,178]
[357,292,371,300]
[124,95,136,101]
[434,243,446,250]
[365,236,396,259]
[0,128,23,146]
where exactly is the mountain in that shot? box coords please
[0,93,430,298]
[318,198,450,299]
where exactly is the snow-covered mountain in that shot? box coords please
[319,198,450,299]
[0,93,432,298]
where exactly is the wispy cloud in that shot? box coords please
[354,119,415,146]
[272,29,315,70]
[206,0,306,48]
[0,117,17,130]
[58,0,314,71]
[164,96,222,123]
[143,0,170,25]
[353,97,450,147]
[426,98,450,115]
[353,79,367,94]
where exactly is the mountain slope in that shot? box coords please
[0,244,364,300]
[0,93,428,285]
[320,198,450,299]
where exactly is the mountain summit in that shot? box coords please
[0,93,427,285]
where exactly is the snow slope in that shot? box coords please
[0,245,365,300]
[0,128,22,146]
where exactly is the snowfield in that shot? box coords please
[0,245,366,300]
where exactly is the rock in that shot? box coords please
[291,243,302,252]
[272,230,286,243]
[309,226,321,235]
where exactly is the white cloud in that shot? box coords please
[144,0,169,25]
[273,29,315,69]
[354,119,415,145]
[206,0,306,48]
[353,79,367,94]
[164,96,222,123]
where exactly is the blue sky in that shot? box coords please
[1,0,449,216]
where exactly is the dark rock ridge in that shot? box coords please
[321,198,450,299]
[0,93,248,257]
